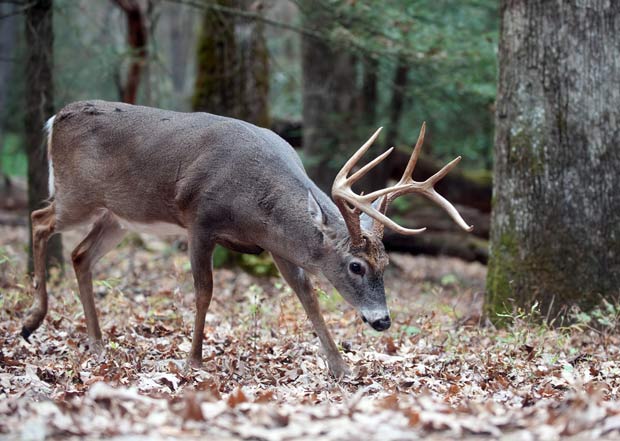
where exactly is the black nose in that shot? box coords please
[370,316,391,331]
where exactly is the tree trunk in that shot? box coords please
[25,0,63,271]
[360,56,378,128]
[486,0,620,322]
[301,21,357,192]
[112,0,147,104]
[0,2,18,181]
[192,0,269,126]
[361,56,409,192]
[193,0,237,114]
[235,0,270,127]
[168,5,194,95]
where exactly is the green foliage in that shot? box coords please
[0,134,26,176]
[294,0,498,168]
[211,245,278,278]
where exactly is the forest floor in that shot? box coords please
[1,219,620,440]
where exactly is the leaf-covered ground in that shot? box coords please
[1,222,620,440]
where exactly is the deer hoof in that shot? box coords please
[184,357,203,371]
[329,362,351,380]
[20,326,32,342]
[88,339,105,356]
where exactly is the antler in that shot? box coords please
[372,122,474,238]
[331,124,473,246]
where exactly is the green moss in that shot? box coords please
[463,169,492,187]
[485,230,519,325]
[509,128,545,175]
[192,0,236,113]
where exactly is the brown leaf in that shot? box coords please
[379,394,399,411]
[382,336,398,355]
[182,391,204,422]
[404,409,420,427]
[227,388,247,408]
[254,390,275,403]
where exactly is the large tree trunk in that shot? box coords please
[486,0,620,322]
[301,9,357,193]
[25,0,63,271]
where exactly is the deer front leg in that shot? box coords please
[186,233,214,368]
[272,255,350,379]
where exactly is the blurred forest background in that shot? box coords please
[0,0,496,264]
[1,2,620,438]
[1,0,618,322]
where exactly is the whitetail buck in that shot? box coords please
[22,101,472,378]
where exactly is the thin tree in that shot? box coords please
[24,0,63,271]
[112,0,148,104]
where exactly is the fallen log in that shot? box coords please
[383,230,488,264]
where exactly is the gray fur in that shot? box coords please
[32,100,392,378]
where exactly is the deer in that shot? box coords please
[22,100,472,378]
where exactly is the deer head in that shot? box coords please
[313,123,473,331]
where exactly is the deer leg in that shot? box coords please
[186,234,214,368]
[71,212,125,353]
[22,203,57,340]
[272,255,350,379]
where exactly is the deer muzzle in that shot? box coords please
[361,311,391,332]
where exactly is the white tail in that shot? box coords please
[45,115,56,197]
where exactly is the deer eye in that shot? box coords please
[349,262,365,276]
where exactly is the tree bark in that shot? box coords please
[361,57,409,192]
[360,56,378,128]
[192,0,269,126]
[234,0,270,127]
[0,2,18,182]
[112,0,147,104]
[193,0,236,114]
[168,5,194,95]
[486,0,620,322]
[25,0,63,271]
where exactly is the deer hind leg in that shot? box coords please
[186,233,215,368]
[272,255,350,379]
[70,211,125,354]
[22,203,57,340]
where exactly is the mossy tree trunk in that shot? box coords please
[25,0,63,272]
[486,0,620,322]
[193,0,269,126]
[193,0,237,115]
[234,0,270,127]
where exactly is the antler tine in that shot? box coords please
[340,192,427,235]
[334,127,383,182]
[349,147,394,183]
[422,188,473,232]
[400,121,425,185]
[372,123,473,237]
[332,127,396,247]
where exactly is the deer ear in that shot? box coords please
[360,198,382,232]
[307,189,327,226]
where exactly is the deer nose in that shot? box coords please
[370,315,391,331]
